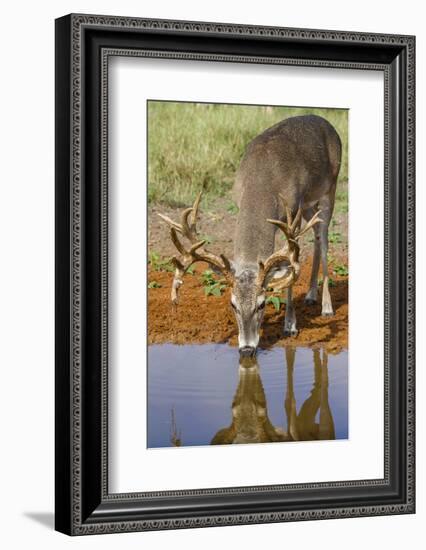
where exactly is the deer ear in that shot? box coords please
[264,262,291,287]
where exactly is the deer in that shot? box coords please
[157,114,342,357]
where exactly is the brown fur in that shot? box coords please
[233,114,342,266]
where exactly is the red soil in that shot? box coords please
[148,259,348,354]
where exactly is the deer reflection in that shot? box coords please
[211,356,288,444]
[285,347,335,442]
[210,347,335,445]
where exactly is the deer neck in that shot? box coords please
[233,191,278,272]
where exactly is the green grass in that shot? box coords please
[328,231,343,244]
[335,183,348,214]
[226,201,239,215]
[148,101,349,208]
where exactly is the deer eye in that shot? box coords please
[257,301,266,311]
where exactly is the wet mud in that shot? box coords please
[148,258,348,353]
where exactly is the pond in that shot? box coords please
[147,344,348,448]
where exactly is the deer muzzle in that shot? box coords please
[239,345,257,358]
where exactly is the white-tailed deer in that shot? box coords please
[158,115,342,357]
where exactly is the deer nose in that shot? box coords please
[239,346,256,358]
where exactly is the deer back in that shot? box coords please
[232,114,342,266]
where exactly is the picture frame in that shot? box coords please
[55,13,415,535]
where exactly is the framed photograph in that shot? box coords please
[55,14,415,535]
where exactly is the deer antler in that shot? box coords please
[157,192,233,305]
[257,194,322,291]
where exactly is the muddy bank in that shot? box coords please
[148,259,348,354]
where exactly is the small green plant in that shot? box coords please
[266,295,286,312]
[148,280,162,289]
[148,250,160,267]
[333,263,349,276]
[226,201,239,215]
[328,231,343,244]
[148,250,175,273]
[149,250,196,275]
[201,269,227,297]
[201,269,216,286]
[200,234,214,245]
[319,277,336,287]
[205,284,226,297]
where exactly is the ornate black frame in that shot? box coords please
[55,14,415,535]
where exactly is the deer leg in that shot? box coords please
[283,286,298,337]
[318,349,336,440]
[319,207,334,317]
[304,211,322,305]
[297,349,322,439]
[284,347,299,440]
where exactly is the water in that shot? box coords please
[147,344,348,448]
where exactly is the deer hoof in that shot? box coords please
[321,302,334,316]
[321,311,334,317]
[284,328,298,337]
[304,298,317,306]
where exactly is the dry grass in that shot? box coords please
[148,101,349,209]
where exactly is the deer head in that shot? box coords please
[157,193,321,356]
